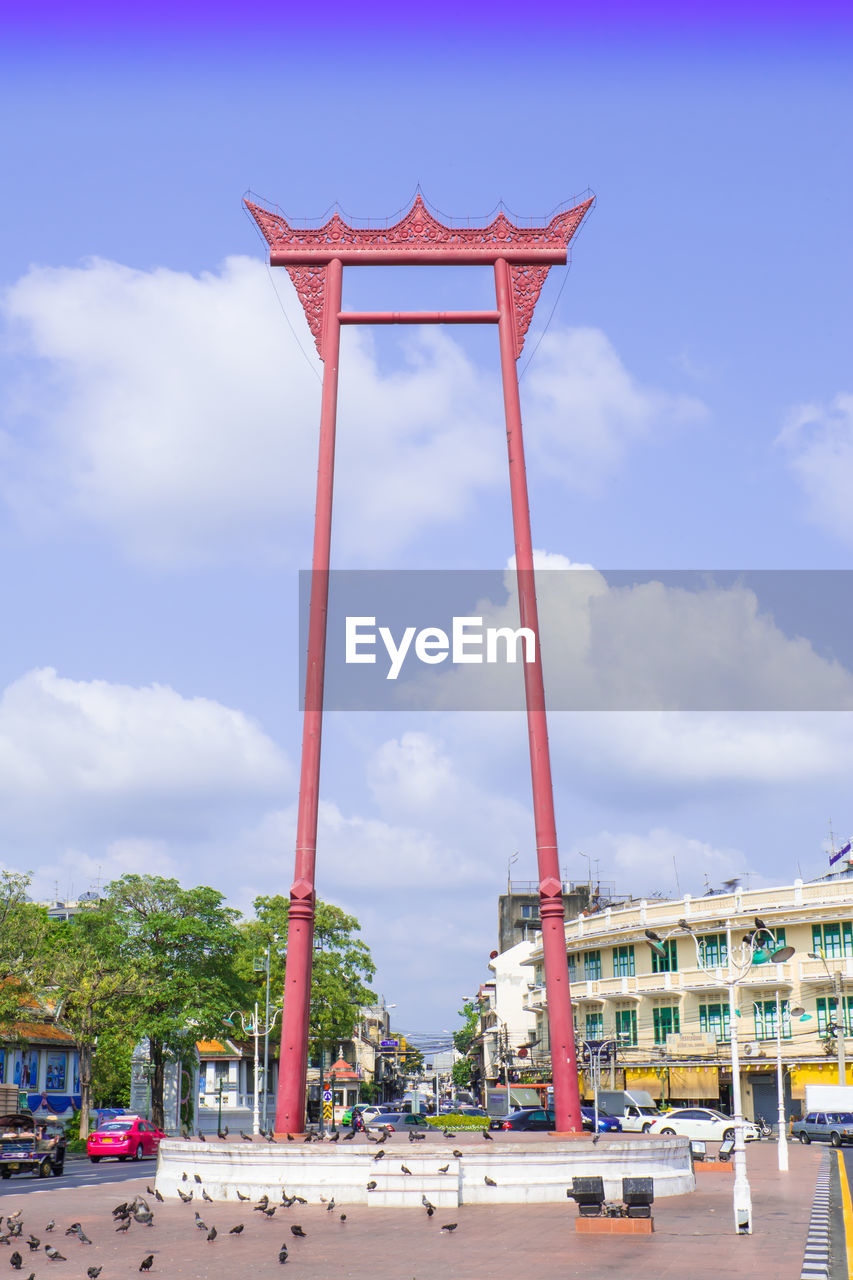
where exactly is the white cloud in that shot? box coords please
[2,259,708,566]
[777,393,853,543]
[582,826,764,899]
[523,327,707,489]
[0,667,289,843]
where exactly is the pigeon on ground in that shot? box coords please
[278,1244,288,1264]
[26,1237,39,1252]
[228,1225,244,1235]
[286,1133,294,1142]
[236,1190,250,1201]
[113,1204,129,1217]
[340,1214,347,1222]
[194,1174,202,1184]
[484,1176,497,1186]
[153,1189,164,1203]
[115,1221,131,1234]
[44,1247,67,1261]
[366,1181,377,1191]
[139,1256,154,1273]
[253,1196,269,1212]
[44,1222,55,1234]
[409,1131,426,1141]
[373,1150,386,1162]
[262,1208,276,1219]
[9,1252,22,1271]
[438,1164,450,1174]
[290,1226,306,1238]
[327,1130,339,1143]
[133,1210,154,1227]
[482,1130,493,1140]
[197,1131,206,1142]
[87,1269,102,1279]
[452,1149,464,1158]
[206,1226,217,1242]
[325,1199,335,1213]
[343,1130,355,1140]
[440,1222,458,1232]
[202,1190,213,1203]
[194,1214,208,1231]
[422,1196,435,1211]
[401,1164,412,1175]
[177,1188,193,1204]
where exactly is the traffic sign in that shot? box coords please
[322,1089,333,1102]
[380,1039,399,1048]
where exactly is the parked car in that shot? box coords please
[791,1111,853,1147]
[496,1107,556,1132]
[646,1108,759,1142]
[455,1105,488,1117]
[87,1115,165,1162]
[367,1111,430,1131]
[580,1106,623,1133]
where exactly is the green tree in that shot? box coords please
[450,999,481,1092]
[106,875,247,1130]
[238,896,376,1065]
[38,904,148,1138]
[0,871,49,1026]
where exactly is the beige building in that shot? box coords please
[525,872,853,1125]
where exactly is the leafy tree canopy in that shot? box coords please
[237,895,376,1057]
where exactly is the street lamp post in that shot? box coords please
[809,948,847,1086]
[676,916,795,1234]
[224,1004,282,1136]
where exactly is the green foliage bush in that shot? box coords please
[426,1113,489,1130]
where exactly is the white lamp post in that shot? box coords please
[676,917,794,1235]
[224,1004,282,1136]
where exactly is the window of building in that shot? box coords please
[615,1008,638,1046]
[566,956,576,982]
[817,995,853,1036]
[812,922,853,960]
[699,1002,730,1042]
[534,964,544,985]
[651,939,678,974]
[612,945,635,978]
[23,1051,38,1089]
[45,1053,66,1092]
[652,1006,680,1044]
[521,905,534,919]
[698,933,728,967]
[583,950,602,981]
[585,1011,604,1040]
[753,999,792,1041]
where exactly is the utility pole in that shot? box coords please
[834,971,847,1086]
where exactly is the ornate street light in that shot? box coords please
[675,918,794,1234]
[223,1003,283,1136]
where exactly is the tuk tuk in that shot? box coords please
[0,1111,67,1178]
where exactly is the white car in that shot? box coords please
[647,1108,759,1142]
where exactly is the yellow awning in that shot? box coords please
[624,1070,663,1099]
[668,1067,718,1099]
[790,1064,846,1098]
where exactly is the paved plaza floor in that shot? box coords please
[0,1134,826,1280]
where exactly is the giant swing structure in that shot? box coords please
[245,192,594,1135]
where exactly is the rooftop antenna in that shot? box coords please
[673,855,682,898]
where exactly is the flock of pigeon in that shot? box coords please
[0,1122,511,1273]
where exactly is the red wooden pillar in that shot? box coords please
[494,257,582,1135]
[275,257,343,1135]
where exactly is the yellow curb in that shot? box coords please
[836,1147,853,1279]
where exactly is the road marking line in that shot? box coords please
[836,1149,853,1279]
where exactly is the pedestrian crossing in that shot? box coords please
[800,1153,831,1280]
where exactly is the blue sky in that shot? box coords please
[1,5,852,1035]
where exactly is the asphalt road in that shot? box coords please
[0,1155,159,1196]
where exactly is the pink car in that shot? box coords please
[87,1115,164,1162]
